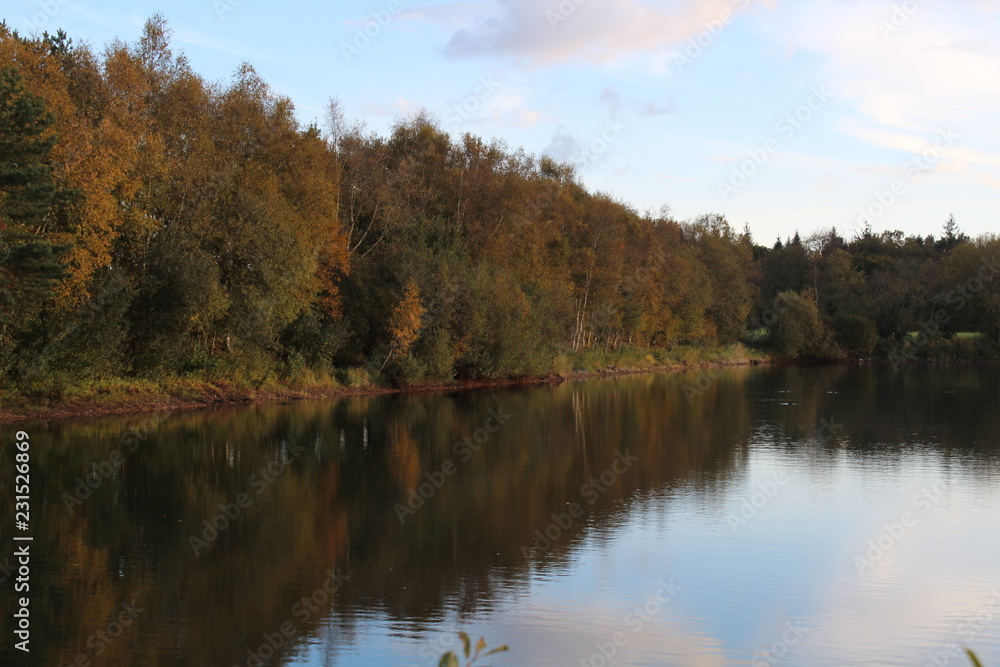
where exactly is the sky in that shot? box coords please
[5,0,999,245]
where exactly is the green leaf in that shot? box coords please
[966,650,984,667]
[438,651,459,667]
[484,645,509,656]
[459,632,471,659]
[475,637,487,654]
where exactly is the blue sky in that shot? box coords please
[6,0,999,245]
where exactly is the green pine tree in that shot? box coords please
[0,66,70,370]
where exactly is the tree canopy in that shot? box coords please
[2,18,997,390]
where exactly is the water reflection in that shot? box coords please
[1,364,999,666]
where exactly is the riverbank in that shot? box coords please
[0,344,771,423]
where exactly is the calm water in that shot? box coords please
[2,365,1000,667]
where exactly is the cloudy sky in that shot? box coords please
[6,0,999,244]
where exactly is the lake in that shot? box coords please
[3,364,1000,666]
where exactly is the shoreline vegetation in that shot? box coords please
[5,343,1000,423]
[1,344,770,422]
[2,18,999,424]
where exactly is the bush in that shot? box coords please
[771,291,843,359]
[282,307,347,371]
[457,267,555,378]
[387,352,427,386]
[832,313,879,358]
[415,328,456,382]
[337,366,373,387]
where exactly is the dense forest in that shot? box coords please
[2,18,998,397]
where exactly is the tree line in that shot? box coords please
[1,18,998,393]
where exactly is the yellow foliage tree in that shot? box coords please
[381,282,424,372]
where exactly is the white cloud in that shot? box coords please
[397,2,493,29]
[442,76,553,129]
[767,0,1000,190]
[600,86,624,116]
[542,125,581,162]
[639,99,677,116]
[410,0,775,67]
[362,96,417,118]
[477,90,553,128]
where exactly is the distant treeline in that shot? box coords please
[1,18,998,392]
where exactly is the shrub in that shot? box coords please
[771,291,843,359]
[832,313,879,358]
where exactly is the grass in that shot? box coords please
[892,332,1000,362]
[556,343,770,375]
[0,369,350,420]
[904,331,985,341]
[1,343,773,421]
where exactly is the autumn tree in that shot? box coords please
[381,281,425,375]
[6,16,1000,391]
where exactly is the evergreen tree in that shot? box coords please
[0,67,69,349]
[936,214,967,252]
